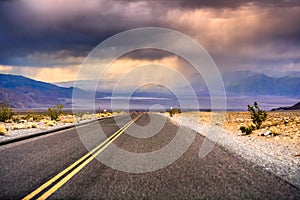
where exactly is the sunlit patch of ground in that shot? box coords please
[0,111,126,137]
[167,111,300,188]
[198,111,300,153]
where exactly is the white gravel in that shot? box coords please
[167,113,300,189]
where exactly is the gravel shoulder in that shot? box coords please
[167,112,300,189]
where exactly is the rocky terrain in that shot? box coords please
[168,111,300,188]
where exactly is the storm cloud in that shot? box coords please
[0,0,299,81]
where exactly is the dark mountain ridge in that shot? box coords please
[0,74,76,108]
[0,74,74,98]
[271,101,300,111]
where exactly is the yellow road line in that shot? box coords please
[23,121,131,200]
[23,114,141,200]
[38,115,140,199]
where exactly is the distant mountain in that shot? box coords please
[56,70,300,98]
[55,80,177,98]
[0,74,74,98]
[1,71,299,109]
[0,74,79,108]
[266,71,300,78]
[223,71,300,97]
[271,101,300,111]
[0,87,62,108]
[222,70,260,86]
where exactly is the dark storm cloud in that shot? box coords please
[177,0,300,8]
[0,1,114,66]
[0,0,165,66]
[0,2,93,62]
[116,0,300,8]
[122,49,175,60]
[0,0,299,74]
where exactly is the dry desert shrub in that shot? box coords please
[13,123,26,130]
[64,118,75,123]
[0,102,14,122]
[47,104,64,120]
[58,115,75,123]
[0,124,8,135]
[46,120,56,126]
[81,114,93,120]
[270,126,280,136]
[25,122,37,128]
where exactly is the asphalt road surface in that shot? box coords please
[0,113,299,199]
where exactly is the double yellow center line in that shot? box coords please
[23,114,142,200]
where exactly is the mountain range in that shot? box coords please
[0,71,299,109]
[223,71,300,97]
[0,74,76,108]
[271,101,300,111]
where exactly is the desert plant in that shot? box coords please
[0,124,7,135]
[46,120,56,126]
[13,124,26,130]
[240,124,255,135]
[168,108,181,117]
[31,123,37,128]
[59,116,75,123]
[24,112,41,122]
[0,102,14,122]
[240,102,267,135]
[270,126,280,136]
[25,122,37,129]
[247,101,267,129]
[47,104,64,120]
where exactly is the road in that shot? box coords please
[0,113,299,199]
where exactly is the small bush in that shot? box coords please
[81,114,92,120]
[60,117,75,123]
[25,122,37,129]
[47,104,64,120]
[240,102,267,135]
[247,101,267,129]
[168,108,181,117]
[41,119,49,124]
[240,124,255,135]
[0,124,7,135]
[0,102,14,122]
[13,124,26,130]
[95,113,105,119]
[270,126,280,136]
[46,120,56,126]
[24,112,42,122]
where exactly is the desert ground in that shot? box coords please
[0,111,125,139]
[168,111,300,188]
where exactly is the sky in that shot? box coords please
[0,0,300,83]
